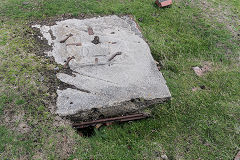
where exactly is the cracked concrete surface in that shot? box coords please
[33,15,171,120]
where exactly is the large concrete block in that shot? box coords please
[33,15,171,120]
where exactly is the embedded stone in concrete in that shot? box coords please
[33,15,171,120]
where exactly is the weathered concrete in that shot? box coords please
[33,15,171,120]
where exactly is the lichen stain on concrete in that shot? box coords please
[33,15,171,121]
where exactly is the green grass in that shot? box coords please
[0,126,34,159]
[0,0,240,159]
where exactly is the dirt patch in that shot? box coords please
[17,122,31,134]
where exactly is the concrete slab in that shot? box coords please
[33,15,171,120]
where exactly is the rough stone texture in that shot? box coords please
[33,15,171,120]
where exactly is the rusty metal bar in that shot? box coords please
[63,56,75,68]
[60,33,73,43]
[73,113,148,129]
[119,116,147,122]
[66,43,82,46]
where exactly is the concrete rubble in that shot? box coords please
[33,15,171,121]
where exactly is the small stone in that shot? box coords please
[95,123,102,129]
[45,55,50,58]
[192,66,203,76]
[40,76,44,82]
[161,154,168,160]
[79,13,85,18]
[91,36,100,44]
[138,17,143,22]
[193,63,211,76]
[54,67,59,71]
[22,1,29,5]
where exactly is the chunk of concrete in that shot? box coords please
[33,15,171,121]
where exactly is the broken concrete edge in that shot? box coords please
[63,97,171,122]
[29,14,142,32]
[32,15,144,42]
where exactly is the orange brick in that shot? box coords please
[155,0,172,7]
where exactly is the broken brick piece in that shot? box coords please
[155,0,172,7]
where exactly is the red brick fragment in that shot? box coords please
[155,0,172,7]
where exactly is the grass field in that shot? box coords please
[0,0,239,159]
